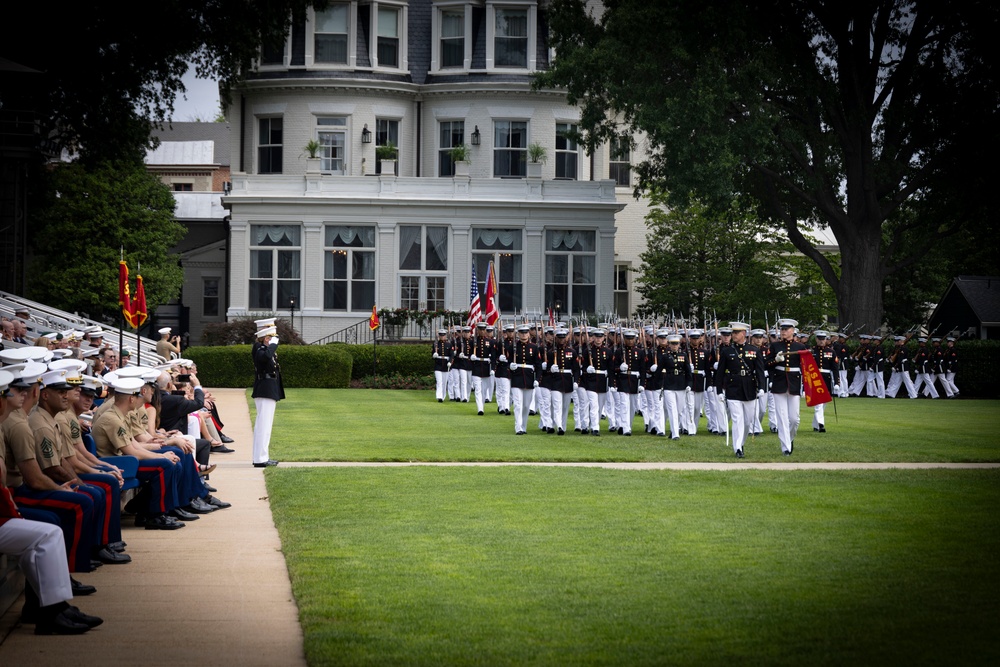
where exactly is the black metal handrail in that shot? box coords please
[310,318,446,345]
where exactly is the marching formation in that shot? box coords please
[431,319,962,458]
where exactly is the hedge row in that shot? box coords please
[185,344,353,388]
[331,342,431,380]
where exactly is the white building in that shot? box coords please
[222,0,651,342]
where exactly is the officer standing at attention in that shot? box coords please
[252,319,284,468]
[508,325,543,435]
[432,329,453,403]
[714,322,765,458]
[767,319,806,456]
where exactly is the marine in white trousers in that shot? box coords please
[434,370,449,401]
[686,389,704,435]
[574,385,590,431]
[663,389,686,438]
[772,392,800,454]
[511,387,534,434]
[615,392,640,434]
[0,518,74,607]
[724,397,755,454]
[495,376,511,413]
[253,396,277,465]
[886,370,917,398]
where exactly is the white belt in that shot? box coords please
[820,369,833,375]
[693,370,705,375]
[629,371,640,377]
[560,369,573,374]
[596,370,607,375]
[775,366,800,373]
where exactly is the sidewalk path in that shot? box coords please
[0,388,307,667]
[281,461,1000,470]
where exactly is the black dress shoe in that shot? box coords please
[187,497,216,513]
[818,426,826,432]
[210,445,235,453]
[478,411,484,415]
[558,428,565,435]
[205,495,231,509]
[736,449,744,458]
[783,450,792,456]
[593,430,600,436]
[64,605,104,628]
[107,540,127,552]
[171,507,201,521]
[71,578,96,596]
[145,514,185,530]
[35,611,91,635]
[253,459,279,468]
[89,560,102,570]
[219,434,235,443]
[203,482,217,493]
[95,546,132,564]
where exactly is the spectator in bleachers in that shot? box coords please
[12,319,29,344]
[100,347,117,375]
[1,319,14,342]
[156,327,182,360]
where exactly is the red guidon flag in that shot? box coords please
[369,305,380,331]
[484,260,500,326]
[798,349,832,407]
[118,260,132,322]
[133,273,148,327]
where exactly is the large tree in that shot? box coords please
[28,161,185,323]
[538,0,997,328]
[4,1,323,164]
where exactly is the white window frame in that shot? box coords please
[306,2,358,68]
[493,120,528,178]
[613,263,630,318]
[486,1,537,72]
[609,136,632,188]
[472,228,524,314]
[375,118,400,175]
[257,116,284,175]
[249,225,302,312]
[398,225,448,310]
[438,119,465,176]
[431,2,473,72]
[544,230,597,316]
[555,123,579,180]
[323,225,376,313]
[257,23,292,69]
[370,1,409,72]
[316,117,349,175]
[202,276,222,319]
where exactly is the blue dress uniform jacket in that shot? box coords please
[580,344,612,393]
[659,349,693,391]
[509,341,543,389]
[767,340,807,395]
[689,347,712,392]
[252,340,285,401]
[471,336,496,378]
[715,343,766,401]
[614,346,643,394]
[812,346,840,390]
[432,340,453,373]
[547,345,578,393]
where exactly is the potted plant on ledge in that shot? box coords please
[303,139,322,173]
[376,142,398,175]
[526,142,547,178]
[449,144,471,177]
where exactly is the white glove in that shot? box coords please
[533,380,539,388]
[471,354,479,361]
[718,392,727,404]
[685,386,692,393]
[573,382,579,391]
[459,353,467,359]
[510,362,519,371]
[775,352,785,363]
[757,389,765,397]
[498,355,507,363]
[638,385,645,393]
[620,363,628,372]
[271,335,279,344]
[650,364,658,373]
[834,384,841,393]
[550,365,559,373]
[490,370,495,377]
[587,365,595,374]
[542,362,548,371]
[433,353,440,359]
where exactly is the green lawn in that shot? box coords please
[268,467,1000,666]
[261,389,1000,462]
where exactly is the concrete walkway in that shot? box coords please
[0,388,306,667]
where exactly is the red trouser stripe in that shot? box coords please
[89,480,114,544]
[138,465,168,513]
[14,496,85,573]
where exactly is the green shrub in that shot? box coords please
[186,344,352,388]
[201,316,304,346]
[351,373,435,390]
[334,343,431,379]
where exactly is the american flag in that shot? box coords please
[467,262,482,327]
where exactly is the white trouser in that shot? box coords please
[511,387,533,433]
[643,389,662,434]
[447,368,461,400]
[253,397,277,464]
[725,398,754,453]
[615,392,639,434]
[484,374,494,401]
[886,370,917,398]
[838,370,849,396]
[0,518,74,607]
[552,390,572,432]
[605,388,619,429]
[536,387,552,430]
[586,391,607,432]
[849,369,866,395]
[461,369,472,400]
[687,390,703,434]
[772,392,800,453]
[663,390,685,438]
[812,402,825,429]
[495,377,511,412]
[917,373,939,398]
[767,391,776,430]
[945,372,959,395]
[435,370,448,401]
[473,375,487,412]
[935,373,955,397]
[574,385,590,430]
[752,392,765,433]
[704,388,720,432]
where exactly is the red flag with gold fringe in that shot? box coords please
[133,273,148,327]
[118,260,132,324]
[798,349,832,407]
[369,305,380,331]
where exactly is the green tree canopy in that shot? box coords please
[636,195,835,327]
[538,0,997,329]
[28,161,185,322]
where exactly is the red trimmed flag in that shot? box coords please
[484,260,500,326]
[798,349,832,407]
[467,262,482,327]
[118,260,132,323]
[548,307,555,327]
[133,273,148,327]
[369,305,380,330]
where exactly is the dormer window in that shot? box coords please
[315,4,350,64]
[440,9,465,68]
[377,7,401,68]
[486,3,538,72]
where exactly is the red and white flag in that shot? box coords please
[484,260,500,326]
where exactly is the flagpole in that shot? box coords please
[136,261,142,366]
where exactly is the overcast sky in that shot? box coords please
[169,64,221,122]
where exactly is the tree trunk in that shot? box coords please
[836,236,884,333]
